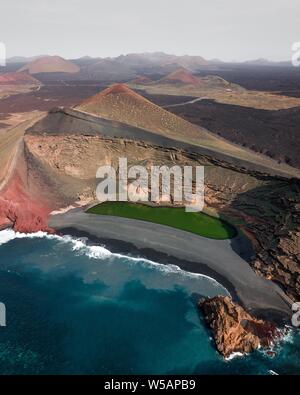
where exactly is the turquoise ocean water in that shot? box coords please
[0,229,299,375]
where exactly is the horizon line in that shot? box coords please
[4,51,292,64]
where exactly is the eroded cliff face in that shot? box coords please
[0,158,53,233]
[245,180,300,301]
[199,296,281,358]
[0,190,51,233]
[23,133,266,206]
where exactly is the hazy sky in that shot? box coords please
[0,0,299,61]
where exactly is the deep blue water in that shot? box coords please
[0,229,299,375]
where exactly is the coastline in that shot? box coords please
[49,209,292,324]
[51,226,238,296]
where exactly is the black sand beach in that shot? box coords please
[49,209,292,323]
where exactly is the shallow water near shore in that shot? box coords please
[0,229,299,375]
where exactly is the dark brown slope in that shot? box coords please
[75,84,299,178]
[152,96,300,169]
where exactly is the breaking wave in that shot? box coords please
[0,228,228,293]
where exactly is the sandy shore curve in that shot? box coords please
[49,209,292,323]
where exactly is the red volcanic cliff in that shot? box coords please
[0,174,52,233]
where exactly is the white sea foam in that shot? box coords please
[281,326,295,344]
[0,228,227,293]
[0,228,50,245]
[225,352,245,361]
[258,325,295,361]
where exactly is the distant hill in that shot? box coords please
[0,71,41,85]
[70,56,101,67]
[19,56,80,74]
[160,54,209,70]
[114,52,209,71]
[159,68,202,85]
[78,58,135,81]
[243,58,274,66]
[131,75,153,84]
[129,72,300,111]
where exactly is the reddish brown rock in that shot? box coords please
[199,296,281,358]
[0,175,53,233]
